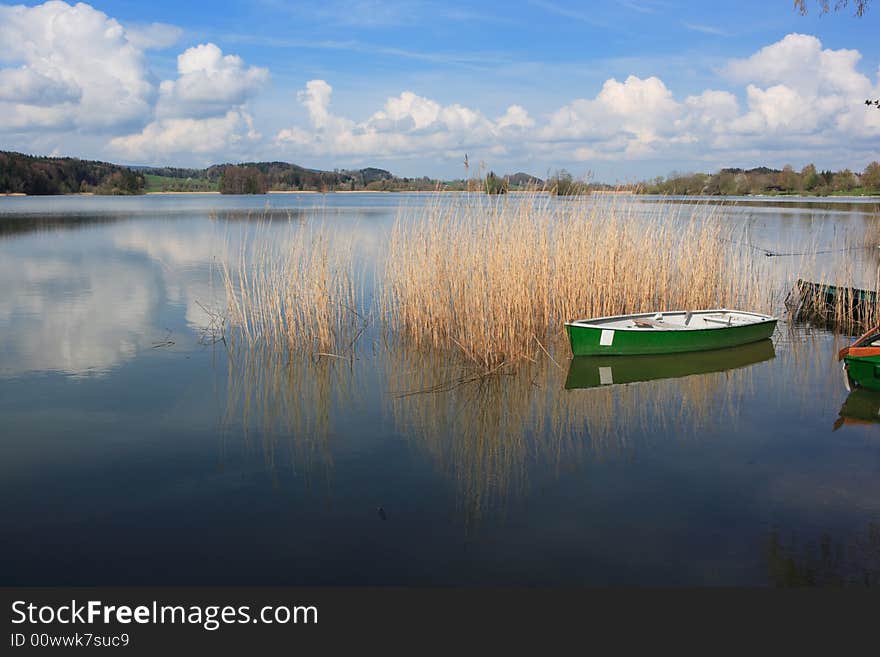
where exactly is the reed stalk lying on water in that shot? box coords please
[382,193,771,368]
[222,221,363,357]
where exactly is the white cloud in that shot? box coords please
[274,33,880,170]
[541,75,681,152]
[724,33,867,98]
[276,81,532,159]
[0,1,156,131]
[496,105,535,130]
[125,22,184,50]
[0,3,262,164]
[157,43,268,119]
[111,43,267,162]
[0,66,81,105]
[296,79,354,134]
[722,33,880,145]
[109,110,259,160]
[0,7,877,175]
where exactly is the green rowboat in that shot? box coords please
[839,323,880,392]
[843,355,880,392]
[565,309,777,357]
[565,339,775,389]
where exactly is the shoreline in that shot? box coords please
[3,189,879,199]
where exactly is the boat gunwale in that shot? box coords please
[843,353,880,364]
[564,309,778,333]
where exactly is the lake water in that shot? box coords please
[1,192,879,586]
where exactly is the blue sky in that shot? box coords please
[1,1,878,180]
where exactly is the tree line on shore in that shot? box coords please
[0,151,144,195]
[0,151,547,195]
[639,162,880,196]
[3,150,879,197]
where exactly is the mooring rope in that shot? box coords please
[717,237,880,258]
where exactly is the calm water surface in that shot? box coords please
[1,193,879,586]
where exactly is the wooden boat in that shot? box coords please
[839,322,880,391]
[565,339,774,389]
[786,279,878,327]
[564,309,777,356]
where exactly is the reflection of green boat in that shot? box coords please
[833,388,880,431]
[565,309,777,356]
[564,339,775,389]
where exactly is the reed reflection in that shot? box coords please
[770,324,852,419]
[383,343,537,525]
[222,339,357,488]
[383,337,770,526]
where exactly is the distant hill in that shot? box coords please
[0,150,406,195]
[1,151,557,196]
[0,151,145,195]
[203,161,395,192]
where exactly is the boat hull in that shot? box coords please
[844,355,880,392]
[565,315,777,356]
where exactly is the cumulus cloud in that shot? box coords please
[157,43,268,119]
[541,75,682,158]
[723,33,880,143]
[125,22,183,50]
[1,6,878,173]
[0,66,81,105]
[496,105,535,131]
[0,3,263,163]
[111,43,267,161]
[110,110,259,160]
[724,33,866,97]
[276,74,694,164]
[275,80,532,158]
[0,1,156,131]
[274,33,880,169]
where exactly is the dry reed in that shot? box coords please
[382,193,771,368]
[217,194,878,365]
[784,224,880,333]
[222,221,363,357]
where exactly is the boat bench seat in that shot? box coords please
[702,315,734,325]
[631,319,668,329]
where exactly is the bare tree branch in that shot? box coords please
[794,0,870,16]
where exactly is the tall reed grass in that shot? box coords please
[783,223,880,332]
[382,193,771,368]
[222,221,363,357]
[218,194,878,366]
